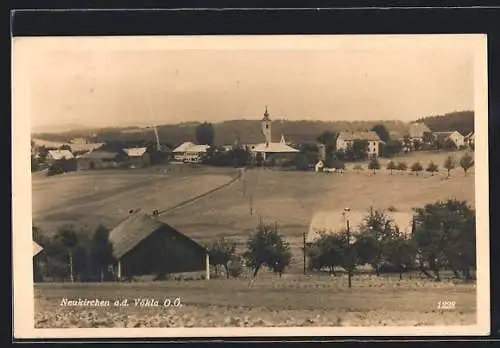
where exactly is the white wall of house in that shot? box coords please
[449,131,465,148]
[336,134,379,157]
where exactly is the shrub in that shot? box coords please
[294,153,309,171]
[426,161,439,176]
[443,155,456,178]
[459,152,474,176]
[243,221,292,278]
[396,162,407,174]
[368,157,381,174]
[410,162,423,176]
[227,257,245,278]
[386,161,397,175]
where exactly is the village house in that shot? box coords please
[407,122,432,141]
[306,210,415,245]
[249,107,299,162]
[335,131,381,158]
[46,149,74,163]
[76,150,122,170]
[433,131,465,149]
[122,147,151,168]
[108,209,210,280]
[172,141,211,163]
[465,131,475,149]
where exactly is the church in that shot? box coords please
[249,107,299,162]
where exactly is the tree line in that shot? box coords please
[33,224,115,282]
[33,198,475,284]
[361,152,474,177]
[206,199,476,283]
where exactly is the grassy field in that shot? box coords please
[32,150,476,328]
[32,165,238,234]
[32,150,475,272]
[34,274,476,328]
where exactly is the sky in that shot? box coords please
[13,35,481,132]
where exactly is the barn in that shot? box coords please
[33,241,44,282]
[122,147,151,168]
[108,210,210,280]
[306,210,415,245]
[77,150,121,170]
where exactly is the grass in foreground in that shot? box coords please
[35,274,476,328]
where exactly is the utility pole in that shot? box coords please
[344,207,352,288]
[303,231,307,275]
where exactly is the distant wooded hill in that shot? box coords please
[33,110,474,147]
[414,110,474,135]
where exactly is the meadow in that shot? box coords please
[32,149,477,328]
[34,274,476,328]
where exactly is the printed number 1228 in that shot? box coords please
[438,301,456,309]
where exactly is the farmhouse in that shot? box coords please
[32,138,104,154]
[250,107,299,162]
[336,131,381,158]
[407,122,432,140]
[46,149,77,172]
[306,210,414,245]
[172,141,211,163]
[122,147,151,168]
[465,131,475,149]
[433,131,465,148]
[46,149,74,163]
[108,210,210,280]
[77,150,121,170]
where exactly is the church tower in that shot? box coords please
[261,106,272,147]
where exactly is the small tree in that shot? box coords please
[413,199,476,281]
[386,161,397,175]
[368,157,381,174]
[459,153,474,176]
[294,153,309,171]
[443,155,456,178]
[308,232,345,275]
[90,225,115,281]
[207,237,237,278]
[426,161,439,176]
[54,225,79,283]
[243,221,292,278]
[385,230,416,280]
[353,163,364,175]
[396,162,407,175]
[356,208,396,276]
[410,162,423,176]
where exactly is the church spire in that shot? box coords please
[262,105,270,121]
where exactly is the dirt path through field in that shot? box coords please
[157,169,243,216]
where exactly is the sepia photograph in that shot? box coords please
[12,34,490,338]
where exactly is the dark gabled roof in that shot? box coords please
[79,150,120,160]
[108,210,207,260]
[338,131,380,142]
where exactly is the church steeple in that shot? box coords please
[261,106,272,146]
[262,105,271,122]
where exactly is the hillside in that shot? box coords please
[34,119,409,147]
[414,110,474,135]
[32,110,474,147]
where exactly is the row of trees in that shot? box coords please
[34,199,475,284]
[207,221,292,279]
[363,153,474,177]
[207,199,476,283]
[308,200,476,282]
[33,225,114,282]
